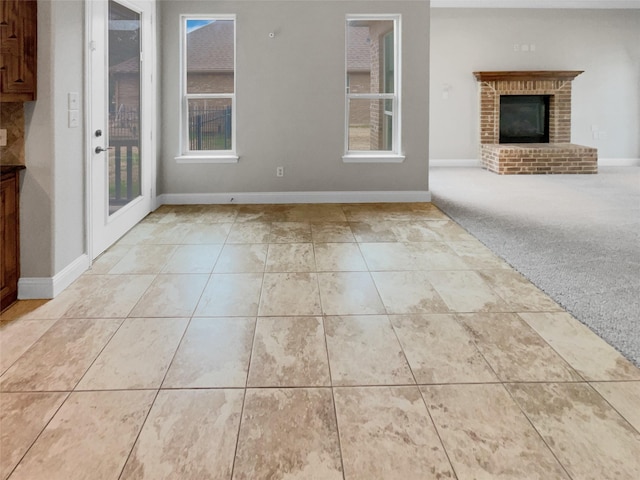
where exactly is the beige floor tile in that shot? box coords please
[213,244,268,273]
[313,243,367,271]
[350,222,399,242]
[590,381,640,432]
[63,275,156,318]
[0,392,68,480]
[317,272,386,315]
[0,318,122,392]
[266,243,316,272]
[324,315,414,386]
[195,206,238,223]
[20,275,154,320]
[248,317,330,387]
[285,204,347,223]
[268,222,312,243]
[161,244,222,274]
[163,317,255,388]
[389,222,442,242]
[195,274,263,317]
[0,300,49,322]
[423,220,473,242]
[458,313,582,382]
[421,384,570,479]
[259,273,321,316]
[226,222,271,243]
[109,245,177,274]
[77,317,189,390]
[86,244,132,274]
[334,386,454,480]
[390,314,497,384]
[478,270,563,311]
[138,223,190,244]
[446,240,512,270]
[181,223,232,244]
[8,390,155,480]
[519,312,640,380]
[407,242,470,270]
[507,382,640,479]
[425,270,510,312]
[311,222,355,243]
[130,274,209,317]
[371,271,449,314]
[120,389,244,480]
[359,242,415,271]
[0,319,56,375]
[235,205,291,223]
[116,222,158,245]
[233,388,343,480]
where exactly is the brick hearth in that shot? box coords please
[474,71,597,175]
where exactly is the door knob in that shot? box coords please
[95,146,114,154]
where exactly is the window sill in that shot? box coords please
[175,154,239,164]
[342,153,406,164]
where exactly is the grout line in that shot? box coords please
[229,315,258,479]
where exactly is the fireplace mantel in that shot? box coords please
[473,71,584,82]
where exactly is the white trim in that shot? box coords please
[430,159,481,167]
[431,0,640,8]
[598,158,640,167]
[158,190,431,205]
[345,14,402,156]
[175,154,239,164]
[342,154,406,163]
[18,254,90,300]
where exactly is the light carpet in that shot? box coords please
[429,166,640,366]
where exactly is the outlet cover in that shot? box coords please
[0,129,7,147]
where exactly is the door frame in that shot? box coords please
[84,0,157,261]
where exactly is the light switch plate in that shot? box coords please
[68,110,79,128]
[68,92,79,109]
[0,129,7,147]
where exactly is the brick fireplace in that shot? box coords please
[474,71,598,174]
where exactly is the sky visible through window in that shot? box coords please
[187,19,215,33]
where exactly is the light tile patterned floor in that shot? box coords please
[1,203,640,480]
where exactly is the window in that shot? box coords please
[180,15,236,161]
[344,15,402,162]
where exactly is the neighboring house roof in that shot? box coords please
[111,21,372,75]
[187,20,234,73]
[110,56,139,74]
[347,26,371,73]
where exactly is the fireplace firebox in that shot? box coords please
[499,95,550,144]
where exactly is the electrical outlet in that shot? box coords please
[276,166,284,177]
[0,129,7,147]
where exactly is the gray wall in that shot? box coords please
[158,0,430,195]
[22,0,85,278]
[430,8,640,161]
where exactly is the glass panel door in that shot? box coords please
[108,1,141,215]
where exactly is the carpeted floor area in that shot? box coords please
[429,166,640,366]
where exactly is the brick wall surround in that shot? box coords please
[474,71,598,175]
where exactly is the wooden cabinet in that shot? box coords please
[1,167,21,312]
[0,0,37,102]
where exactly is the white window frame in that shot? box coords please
[343,14,404,164]
[176,14,238,163]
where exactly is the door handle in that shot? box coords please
[95,146,114,154]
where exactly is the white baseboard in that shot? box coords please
[158,190,431,205]
[430,159,480,167]
[18,254,90,300]
[598,158,640,167]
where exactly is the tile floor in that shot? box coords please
[1,203,640,480]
